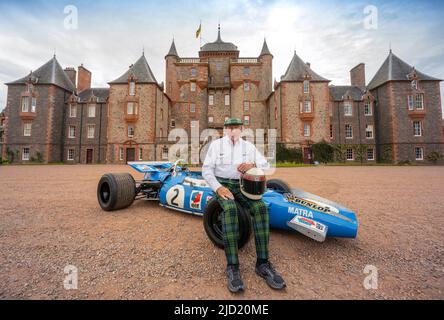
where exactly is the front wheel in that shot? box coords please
[203,198,252,249]
[266,179,291,193]
[97,173,136,211]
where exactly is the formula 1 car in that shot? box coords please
[97,160,358,248]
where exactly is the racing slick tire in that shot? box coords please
[266,179,291,193]
[203,199,252,249]
[97,173,136,211]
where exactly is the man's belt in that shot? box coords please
[216,176,240,183]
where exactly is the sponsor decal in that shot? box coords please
[190,191,204,210]
[288,206,314,219]
[285,193,352,222]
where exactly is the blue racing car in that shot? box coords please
[97,160,358,248]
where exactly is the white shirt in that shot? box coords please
[202,135,270,192]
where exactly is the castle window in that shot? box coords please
[21,97,29,112]
[413,121,422,137]
[208,116,214,123]
[69,105,77,118]
[415,147,424,160]
[416,94,424,110]
[243,67,250,76]
[87,125,95,139]
[22,148,30,161]
[224,76,230,84]
[345,124,353,139]
[367,148,375,161]
[303,101,311,113]
[139,148,143,160]
[69,125,76,138]
[244,82,250,91]
[303,123,311,137]
[23,122,32,136]
[365,124,374,139]
[225,94,230,106]
[408,95,414,110]
[364,101,372,116]
[330,124,333,139]
[88,104,96,117]
[190,104,196,113]
[209,95,214,106]
[162,147,169,160]
[128,125,135,138]
[244,116,250,125]
[344,102,352,116]
[216,63,222,71]
[303,80,309,94]
[244,101,249,112]
[346,148,354,161]
[191,68,197,77]
[31,97,37,113]
[119,148,124,161]
[190,82,196,92]
[171,119,176,127]
[129,81,135,96]
[67,148,75,161]
[127,102,134,115]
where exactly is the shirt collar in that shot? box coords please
[223,135,243,146]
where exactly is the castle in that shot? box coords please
[1,27,443,164]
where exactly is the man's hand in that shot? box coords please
[216,186,235,200]
[237,162,256,174]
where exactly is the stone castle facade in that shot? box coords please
[2,27,443,164]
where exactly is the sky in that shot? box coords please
[0,0,443,116]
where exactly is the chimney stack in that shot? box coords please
[77,64,92,93]
[306,62,311,68]
[64,67,77,89]
[350,63,366,88]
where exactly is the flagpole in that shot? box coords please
[199,20,202,49]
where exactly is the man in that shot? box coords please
[202,118,286,293]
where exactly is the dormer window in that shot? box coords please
[344,102,353,116]
[411,80,417,89]
[27,83,33,93]
[303,80,309,94]
[129,81,136,96]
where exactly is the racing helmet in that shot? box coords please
[240,168,267,200]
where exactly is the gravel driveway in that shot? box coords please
[0,165,443,299]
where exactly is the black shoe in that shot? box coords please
[226,265,245,293]
[255,261,286,290]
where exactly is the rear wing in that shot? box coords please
[127,161,173,173]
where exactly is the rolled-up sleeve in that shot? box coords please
[202,142,222,192]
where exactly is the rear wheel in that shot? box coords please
[266,179,291,193]
[203,199,252,249]
[97,173,136,211]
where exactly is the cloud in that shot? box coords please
[0,0,443,117]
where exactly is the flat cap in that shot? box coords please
[224,118,243,126]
